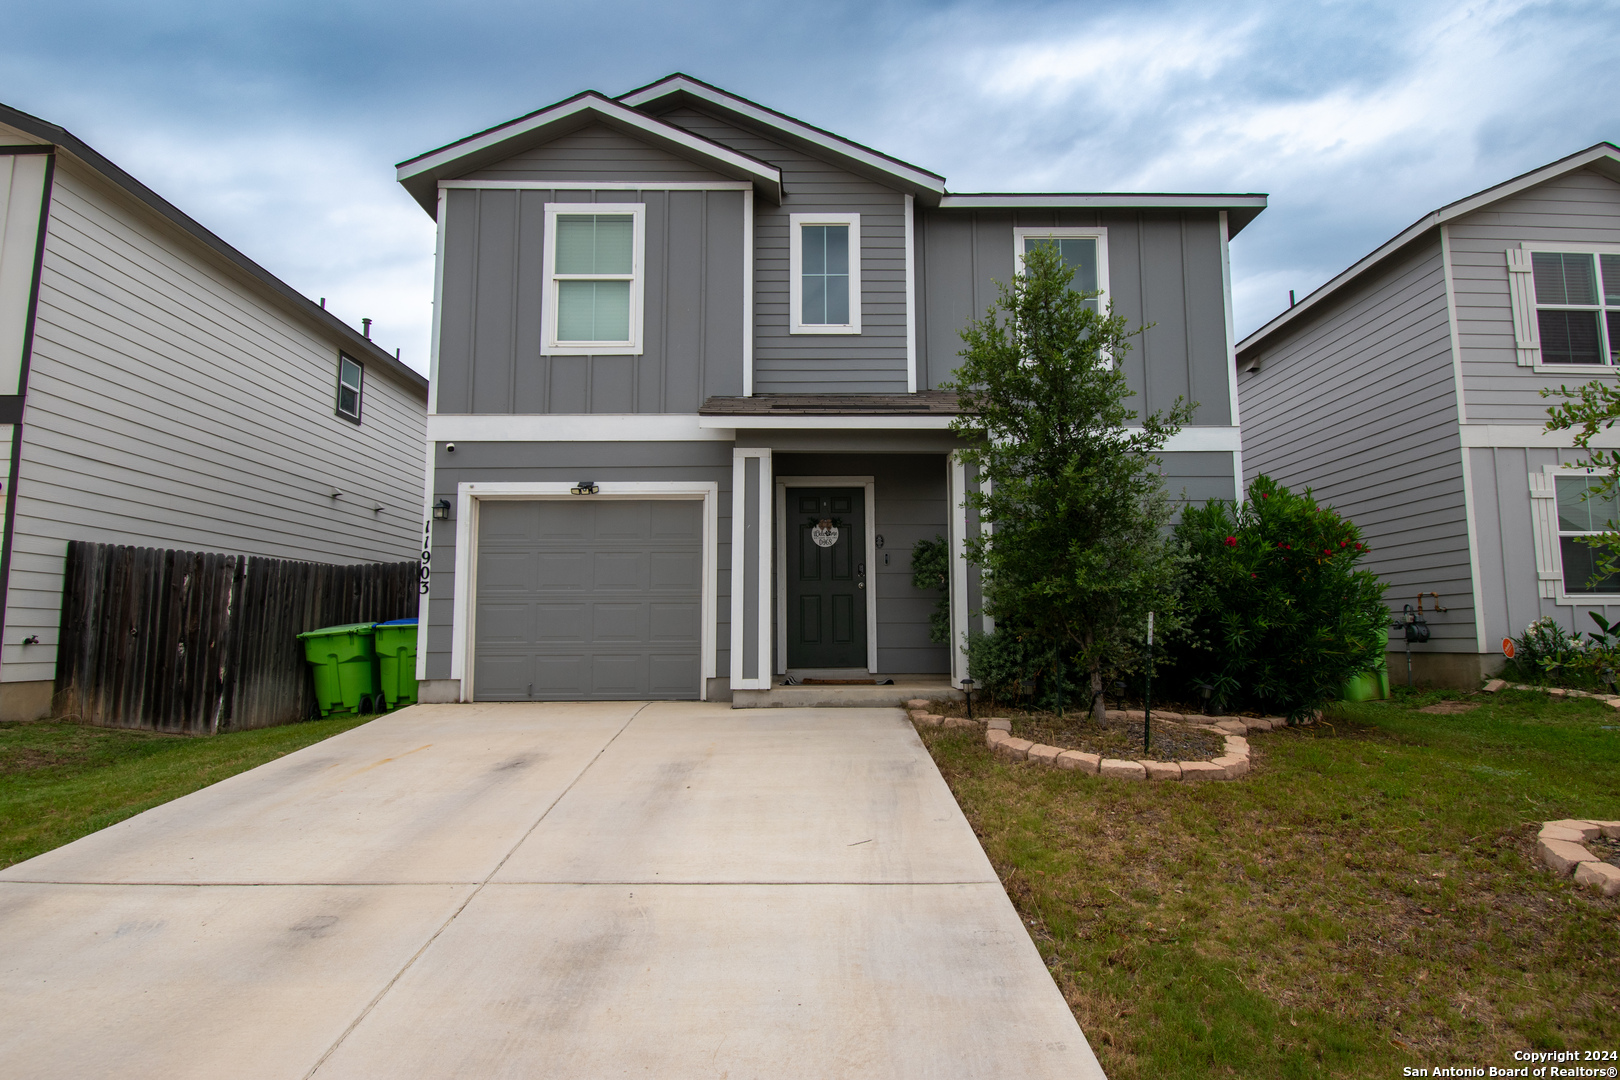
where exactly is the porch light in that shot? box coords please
[570,481,601,496]
[432,499,452,521]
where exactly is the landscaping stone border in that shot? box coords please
[1535,819,1620,898]
[903,699,1299,782]
[1482,678,1620,709]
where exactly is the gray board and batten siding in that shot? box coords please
[6,158,427,685]
[649,106,912,394]
[436,182,745,415]
[916,209,1234,426]
[424,440,734,687]
[1237,233,1476,651]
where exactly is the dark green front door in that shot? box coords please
[786,488,867,669]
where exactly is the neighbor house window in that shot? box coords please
[542,203,644,355]
[336,354,363,423]
[1530,250,1620,365]
[1014,229,1109,314]
[789,213,860,334]
[1556,475,1620,593]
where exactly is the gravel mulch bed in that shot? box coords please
[922,698,1228,763]
[1591,835,1620,870]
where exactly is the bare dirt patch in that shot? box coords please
[922,698,1226,762]
[1417,701,1479,715]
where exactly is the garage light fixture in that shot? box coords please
[570,480,601,495]
[432,499,452,520]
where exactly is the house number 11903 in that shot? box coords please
[419,518,432,595]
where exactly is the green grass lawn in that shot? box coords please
[0,714,375,869]
[920,687,1620,1079]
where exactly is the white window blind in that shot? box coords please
[542,203,644,355]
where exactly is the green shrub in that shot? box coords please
[964,622,1088,712]
[910,536,950,646]
[1170,475,1389,720]
[1501,613,1620,691]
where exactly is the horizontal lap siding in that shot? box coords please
[1238,236,1475,648]
[917,209,1232,425]
[1449,169,1620,424]
[5,165,426,682]
[436,186,744,415]
[656,107,910,393]
[460,124,736,184]
[424,441,733,682]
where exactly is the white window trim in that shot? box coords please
[450,481,719,701]
[773,476,877,674]
[789,213,861,335]
[540,202,646,356]
[1508,242,1620,375]
[1528,463,1620,605]
[1013,226,1111,311]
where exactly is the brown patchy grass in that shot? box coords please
[920,687,1620,1078]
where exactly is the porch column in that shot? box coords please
[729,448,773,690]
[947,451,970,686]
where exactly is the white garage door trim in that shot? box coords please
[452,481,720,702]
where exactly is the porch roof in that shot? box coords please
[699,392,962,416]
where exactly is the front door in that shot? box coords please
[786,488,867,669]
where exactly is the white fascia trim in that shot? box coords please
[1459,425,1620,449]
[1238,145,1620,354]
[1159,427,1243,452]
[905,194,917,393]
[428,188,448,414]
[451,481,720,701]
[947,452,970,686]
[541,201,645,356]
[618,79,946,195]
[772,475,878,673]
[730,448,774,690]
[440,180,752,191]
[699,414,952,430]
[398,95,782,190]
[429,414,734,442]
[942,194,1268,211]
[1219,211,1240,429]
[743,187,755,396]
[789,212,862,335]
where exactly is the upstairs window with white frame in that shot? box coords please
[1529,251,1620,366]
[789,213,860,334]
[1014,228,1110,313]
[1556,475,1620,593]
[542,203,644,355]
[336,353,363,424]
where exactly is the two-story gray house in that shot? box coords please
[399,74,1264,704]
[1237,144,1620,686]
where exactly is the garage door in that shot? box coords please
[473,499,703,700]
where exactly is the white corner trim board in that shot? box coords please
[450,481,720,701]
[774,475,877,674]
[905,194,917,394]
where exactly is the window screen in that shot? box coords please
[553,214,634,343]
[1533,252,1604,364]
[337,355,362,423]
[1555,476,1620,593]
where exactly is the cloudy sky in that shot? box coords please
[3,0,1616,376]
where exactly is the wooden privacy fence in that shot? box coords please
[54,541,419,734]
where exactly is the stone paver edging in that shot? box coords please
[1483,678,1620,709]
[905,700,1293,782]
[1536,818,1620,898]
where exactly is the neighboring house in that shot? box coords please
[1237,144,1620,686]
[0,104,429,721]
[397,73,1264,704]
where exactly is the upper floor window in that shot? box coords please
[1556,476,1620,593]
[1530,250,1620,365]
[790,213,861,334]
[1014,228,1110,314]
[336,354,363,424]
[542,203,644,355]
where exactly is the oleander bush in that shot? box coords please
[1499,613,1620,692]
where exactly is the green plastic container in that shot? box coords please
[1342,668,1391,702]
[373,618,420,710]
[298,622,379,718]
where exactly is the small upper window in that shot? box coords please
[1014,228,1110,314]
[1531,251,1620,365]
[1555,475,1620,593]
[336,354,363,423]
[542,203,644,355]
[789,213,861,334]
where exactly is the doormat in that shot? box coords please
[784,677,895,686]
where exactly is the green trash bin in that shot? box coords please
[373,618,420,710]
[298,622,380,718]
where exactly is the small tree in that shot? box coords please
[1544,381,1620,582]
[942,242,1192,722]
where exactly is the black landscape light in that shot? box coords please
[961,677,974,719]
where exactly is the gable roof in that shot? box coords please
[0,102,426,396]
[617,73,948,205]
[395,90,784,212]
[1237,142,1620,363]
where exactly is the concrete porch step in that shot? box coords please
[732,679,961,709]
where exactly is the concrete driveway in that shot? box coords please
[0,702,1105,1079]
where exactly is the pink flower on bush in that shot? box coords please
[1224,536,1237,547]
